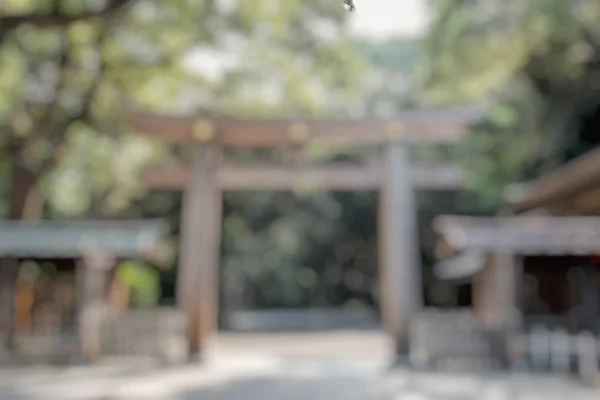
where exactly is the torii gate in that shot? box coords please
[125,107,481,359]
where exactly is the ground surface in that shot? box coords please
[0,331,599,400]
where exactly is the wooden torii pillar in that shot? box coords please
[124,107,481,359]
[380,138,421,356]
[178,141,222,355]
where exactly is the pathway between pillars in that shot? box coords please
[1,331,600,400]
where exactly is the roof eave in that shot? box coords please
[505,147,600,213]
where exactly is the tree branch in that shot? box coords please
[37,24,113,174]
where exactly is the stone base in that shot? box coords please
[99,307,189,365]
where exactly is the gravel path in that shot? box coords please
[0,356,387,400]
[388,369,600,400]
[0,332,598,400]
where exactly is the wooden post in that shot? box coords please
[578,265,599,332]
[486,253,522,366]
[379,142,422,357]
[473,262,492,320]
[488,253,521,330]
[0,258,18,351]
[176,143,222,357]
[78,252,115,360]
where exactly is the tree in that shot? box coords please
[0,0,365,346]
[423,0,600,207]
[0,0,363,220]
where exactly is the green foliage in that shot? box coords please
[424,0,600,104]
[116,260,161,308]
[0,0,364,218]
[0,0,372,309]
[221,191,379,310]
[424,0,600,207]
[354,37,422,115]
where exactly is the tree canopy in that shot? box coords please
[424,0,600,206]
[0,0,374,311]
[0,0,363,219]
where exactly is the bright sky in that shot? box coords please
[349,0,430,38]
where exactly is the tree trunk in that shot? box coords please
[10,164,44,222]
[0,161,43,350]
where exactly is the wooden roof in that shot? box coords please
[433,215,600,255]
[123,106,484,147]
[506,147,600,213]
[0,220,167,258]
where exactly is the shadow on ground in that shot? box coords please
[175,374,382,400]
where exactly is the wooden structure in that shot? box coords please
[433,215,600,376]
[0,220,166,360]
[434,216,600,329]
[125,106,483,358]
[432,147,600,368]
[506,147,600,214]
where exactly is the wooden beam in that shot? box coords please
[411,164,465,190]
[124,106,482,147]
[141,163,465,191]
[507,147,600,213]
[379,143,422,357]
[176,144,222,357]
[142,164,190,190]
[218,163,382,191]
[123,112,192,144]
[570,187,600,214]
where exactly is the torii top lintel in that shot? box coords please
[123,106,483,148]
